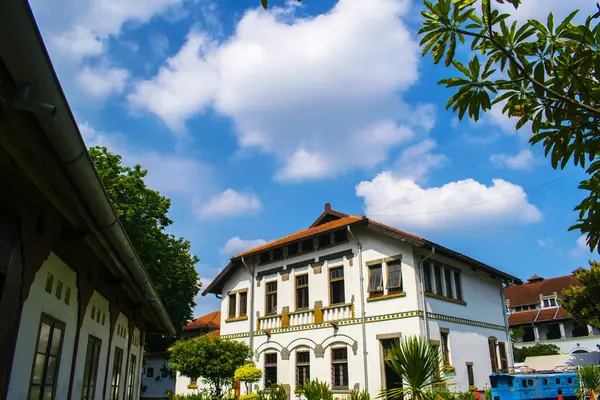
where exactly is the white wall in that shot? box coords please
[104,312,130,400]
[7,252,79,400]
[72,290,111,399]
[175,372,215,396]
[141,356,175,398]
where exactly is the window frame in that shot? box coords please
[444,268,454,299]
[331,347,349,390]
[264,352,278,388]
[265,281,278,315]
[110,347,124,400]
[387,260,403,293]
[81,334,103,400]
[434,263,444,296]
[28,313,66,400]
[498,342,508,371]
[296,350,310,386]
[423,261,433,293]
[466,362,475,386]
[239,291,248,317]
[228,293,237,319]
[329,266,346,305]
[367,264,384,297]
[127,354,137,400]
[295,274,309,311]
[440,329,451,366]
[488,338,498,373]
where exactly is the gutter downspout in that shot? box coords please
[419,246,436,341]
[242,257,256,356]
[500,283,513,370]
[347,226,369,392]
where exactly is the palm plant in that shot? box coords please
[378,336,447,400]
[578,365,600,400]
[299,379,333,400]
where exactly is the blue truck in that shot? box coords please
[489,372,579,400]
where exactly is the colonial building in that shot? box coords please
[203,204,519,397]
[505,270,600,355]
[0,1,175,399]
[173,311,221,396]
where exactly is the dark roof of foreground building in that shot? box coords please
[203,203,521,295]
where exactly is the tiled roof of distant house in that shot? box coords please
[184,311,221,331]
[505,273,581,307]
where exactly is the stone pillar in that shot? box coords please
[559,323,567,338]
[533,325,540,341]
[588,325,595,335]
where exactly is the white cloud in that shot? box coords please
[495,0,593,24]
[393,139,447,183]
[356,171,542,232]
[80,121,213,197]
[76,66,129,98]
[220,237,268,257]
[197,189,261,220]
[490,149,535,171]
[570,235,593,258]
[130,0,429,180]
[537,237,554,248]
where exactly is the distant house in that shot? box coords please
[0,1,174,399]
[505,270,600,354]
[203,204,519,397]
[170,311,221,395]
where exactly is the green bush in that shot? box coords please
[299,379,333,400]
[257,384,288,400]
[350,389,371,400]
[241,393,260,400]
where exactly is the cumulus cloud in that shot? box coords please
[76,66,129,98]
[495,0,594,24]
[130,0,430,180]
[197,189,261,220]
[490,149,535,170]
[393,139,447,183]
[356,171,542,231]
[570,235,594,258]
[220,237,268,257]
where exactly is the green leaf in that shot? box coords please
[261,0,268,9]
[556,10,580,33]
[445,34,457,67]
[529,19,549,36]
[547,12,554,34]
[453,0,478,9]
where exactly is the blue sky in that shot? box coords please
[29,0,598,318]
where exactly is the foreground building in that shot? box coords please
[203,204,519,397]
[505,270,600,355]
[0,1,175,399]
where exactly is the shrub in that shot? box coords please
[350,389,371,400]
[241,393,260,400]
[257,384,288,400]
[235,364,263,392]
[299,379,333,400]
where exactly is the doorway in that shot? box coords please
[381,339,403,395]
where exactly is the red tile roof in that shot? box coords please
[504,274,581,307]
[233,216,365,258]
[183,311,221,331]
[508,307,571,326]
[508,310,538,325]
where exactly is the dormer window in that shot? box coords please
[542,296,557,308]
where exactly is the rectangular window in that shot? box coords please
[543,298,557,308]
[546,323,561,340]
[146,367,154,378]
[331,348,349,389]
[264,353,277,388]
[488,338,498,373]
[466,363,474,386]
[444,268,454,299]
[381,338,400,360]
[239,292,248,317]
[329,267,345,305]
[296,275,309,310]
[110,347,123,400]
[82,335,102,399]
[228,294,237,319]
[440,330,451,366]
[296,351,310,386]
[190,377,198,385]
[424,262,433,293]
[29,314,65,400]
[127,354,137,400]
[498,342,508,371]
[453,270,463,301]
[434,264,444,296]
[368,264,383,297]
[387,260,402,292]
[266,281,277,315]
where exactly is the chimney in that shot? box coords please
[324,203,331,211]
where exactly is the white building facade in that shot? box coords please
[203,205,518,398]
[506,272,600,355]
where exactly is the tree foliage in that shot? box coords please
[235,364,263,393]
[89,146,200,342]
[512,343,560,363]
[169,335,252,394]
[420,0,600,252]
[562,261,600,328]
[379,336,446,400]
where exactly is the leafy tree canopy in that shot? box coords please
[562,261,600,328]
[89,146,200,346]
[169,335,252,394]
[420,0,600,252]
[513,343,560,363]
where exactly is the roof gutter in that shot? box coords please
[1,0,175,336]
